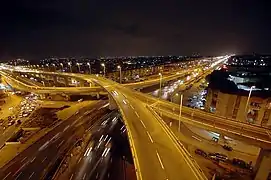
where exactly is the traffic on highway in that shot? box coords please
[0,55,269,180]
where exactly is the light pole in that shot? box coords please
[101,63,105,77]
[159,73,162,99]
[87,62,91,74]
[51,63,56,71]
[60,63,63,71]
[244,86,255,122]
[178,94,183,132]
[76,63,81,73]
[68,62,72,72]
[117,65,122,83]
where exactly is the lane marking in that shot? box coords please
[30,156,36,163]
[130,105,135,109]
[14,163,26,175]
[3,172,11,180]
[140,120,146,129]
[83,173,86,180]
[135,112,139,118]
[57,140,65,148]
[156,151,165,170]
[21,157,27,163]
[63,125,70,132]
[146,131,154,143]
[69,174,74,180]
[192,136,202,142]
[15,171,22,180]
[29,172,35,179]
[42,157,47,163]
[78,157,82,164]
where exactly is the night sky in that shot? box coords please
[0,1,270,59]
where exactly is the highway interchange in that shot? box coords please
[0,56,270,180]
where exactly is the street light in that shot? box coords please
[117,65,122,83]
[68,62,72,72]
[178,94,183,132]
[159,73,162,99]
[87,62,91,74]
[51,63,56,71]
[60,63,63,71]
[244,86,255,122]
[76,63,80,73]
[101,63,105,77]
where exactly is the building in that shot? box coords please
[205,55,271,127]
[205,89,271,126]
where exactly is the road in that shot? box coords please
[0,100,110,180]
[70,111,120,180]
[83,76,206,180]
[116,86,271,148]
[1,64,207,179]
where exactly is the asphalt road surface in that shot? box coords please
[0,100,110,180]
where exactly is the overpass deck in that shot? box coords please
[1,70,206,180]
[124,91,271,149]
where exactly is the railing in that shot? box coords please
[146,105,207,180]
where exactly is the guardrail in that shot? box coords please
[146,105,208,180]
[152,106,271,146]
[1,72,103,94]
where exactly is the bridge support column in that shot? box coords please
[52,75,58,85]
[39,94,46,100]
[96,93,100,99]
[79,80,85,87]
[254,149,271,180]
[109,95,117,110]
[64,77,69,87]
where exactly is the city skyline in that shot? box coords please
[1,1,271,60]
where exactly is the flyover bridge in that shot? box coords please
[118,88,271,149]
[1,69,206,180]
[3,68,271,148]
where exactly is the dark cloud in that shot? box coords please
[0,0,271,60]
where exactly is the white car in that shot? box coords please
[23,113,29,117]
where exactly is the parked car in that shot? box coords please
[223,145,233,151]
[209,153,228,162]
[232,158,252,170]
[195,149,207,158]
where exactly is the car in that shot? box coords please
[223,145,233,151]
[23,113,29,117]
[16,120,22,125]
[195,149,207,158]
[209,153,228,162]
[78,98,83,102]
[8,121,15,126]
[232,158,252,170]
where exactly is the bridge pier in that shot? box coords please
[43,93,70,101]
[96,93,100,99]
[64,77,69,87]
[108,95,117,110]
[52,75,58,85]
[79,80,86,87]
[254,149,271,180]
